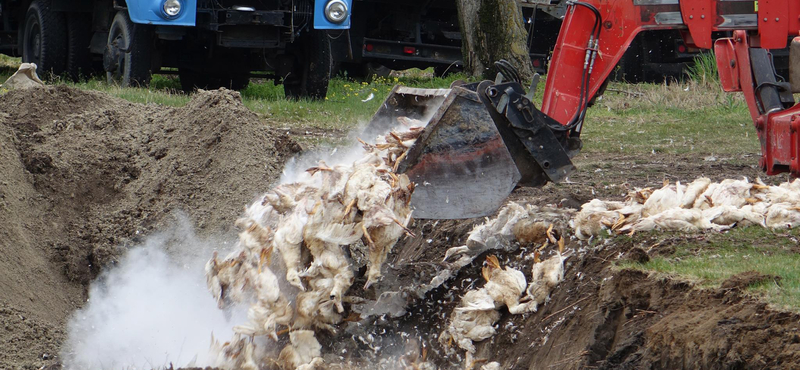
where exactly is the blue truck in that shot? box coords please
[0,0,351,98]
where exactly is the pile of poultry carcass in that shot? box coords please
[438,203,572,364]
[573,177,800,239]
[204,127,421,370]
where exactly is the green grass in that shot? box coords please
[686,51,720,85]
[0,58,468,137]
[583,80,755,157]
[0,54,759,156]
[619,227,800,310]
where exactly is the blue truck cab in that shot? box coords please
[2,0,351,99]
[125,0,351,29]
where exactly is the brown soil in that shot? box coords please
[0,86,299,369]
[2,85,800,370]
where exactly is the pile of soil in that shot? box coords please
[0,86,300,369]
[2,84,800,370]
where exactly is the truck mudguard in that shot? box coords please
[314,0,352,29]
[127,0,197,26]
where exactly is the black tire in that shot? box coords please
[178,68,206,93]
[283,30,331,100]
[22,0,67,78]
[179,68,250,93]
[66,13,93,81]
[434,64,462,78]
[363,62,391,80]
[612,37,646,83]
[104,11,152,87]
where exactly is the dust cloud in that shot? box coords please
[61,217,244,369]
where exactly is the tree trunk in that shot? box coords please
[456,0,533,82]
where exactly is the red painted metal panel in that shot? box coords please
[764,112,794,175]
[714,38,741,92]
[680,0,716,48]
[758,0,790,50]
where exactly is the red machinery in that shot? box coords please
[368,0,800,219]
[546,0,800,176]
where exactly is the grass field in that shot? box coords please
[2,54,797,310]
[619,226,800,310]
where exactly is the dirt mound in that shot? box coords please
[0,86,299,369]
[387,228,800,370]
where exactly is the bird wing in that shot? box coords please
[456,289,496,312]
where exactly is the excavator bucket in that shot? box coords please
[363,81,576,219]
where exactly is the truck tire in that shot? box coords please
[22,0,67,78]
[66,13,93,81]
[104,11,152,87]
[179,69,250,93]
[284,30,331,100]
[611,36,644,83]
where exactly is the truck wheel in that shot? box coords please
[283,30,331,100]
[178,68,206,92]
[66,13,93,81]
[611,36,644,83]
[22,0,67,78]
[104,11,152,87]
[179,69,250,92]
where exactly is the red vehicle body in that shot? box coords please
[546,0,800,176]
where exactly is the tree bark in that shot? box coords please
[456,0,533,82]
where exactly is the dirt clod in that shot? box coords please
[623,246,650,263]
[720,270,781,291]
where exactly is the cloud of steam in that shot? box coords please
[61,217,243,370]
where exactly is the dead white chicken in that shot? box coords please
[695,178,759,209]
[680,177,712,208]
[278,330,324,370]
[261,182,313,215]
[572,209,623,240]
[207,250,250,309]
[439,288,500,353]
[481,255,528,314]
[443,202,528,263]
[205,251,223,305]
[571,198,646,239]
[511,219,553,247]
[233,267,294,340]
[642,181,685,217]
[357,172,414,288]
[306,161,354,203]
[624,208,729,233]
[440,255,528,353]
[273,197,312,291]
[765,203,800,228]
[754,179,800,205]
[235,217,272,255]
[211,334,260,370]
[302,199,361,310]
[522,240,566,313]
[702,205,765,227]
[293,285,343,333]
[372,126,424,169]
